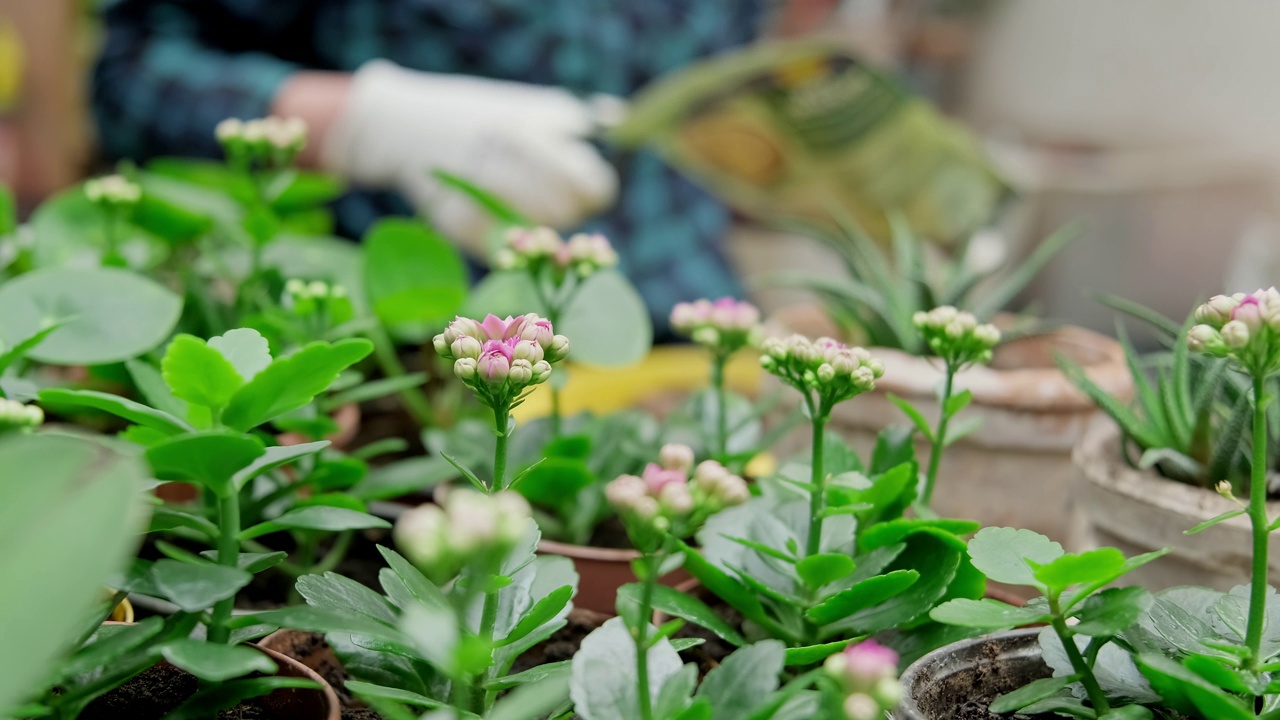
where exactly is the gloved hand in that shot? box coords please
[321,60,619,257]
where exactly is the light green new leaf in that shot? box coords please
[930,598,1051,629]
[207,328,272,381]
[363,218,467,341]
[239,506,389,540]
[222,338,373,431]
[967,527,1063,587]
[150,559,252,613]
[145,432,266,498]
[162,334,245,411]
[1031,548,1126,593]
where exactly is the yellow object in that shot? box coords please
[108,596,134,623]
[511,345,762,420]
[0,18,23,112]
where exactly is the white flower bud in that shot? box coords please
[692,326,720,347]
[1187,324,1220,352]
[513,340,543,363]
[761,337,787,360]
[531,360,553,384]
[454,358,478,380]
[451,335,482,360]
[658,482,695,515]
[545,335,571,363]
[1223,320,1251,349]
[851,366,877,390]
[215,118,244,143]
[394,505,448,572]
[606,474,647,511]
[817,363,836,383]
[508,359,534,385]
[659,443,695,472]
[974,324,1001,347]
[842,693,881,720]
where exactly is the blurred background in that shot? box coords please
[2,0,1278,338]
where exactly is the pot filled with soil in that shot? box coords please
[895,628,1049,720]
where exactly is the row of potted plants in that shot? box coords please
[1,113,1274,720]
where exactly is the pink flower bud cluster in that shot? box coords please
[1188,290,1280,371]
[394,490,531,584]
[494,226,618,278]
[760,334,884,404]
[605,443,749,540]
[823,641,903,720]
[84,175,141,207]
[433,314,570,399]
[670,297,764,356]
[912,306,1000,367]
[216,116,308,159]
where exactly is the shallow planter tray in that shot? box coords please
[896,628,1049,720]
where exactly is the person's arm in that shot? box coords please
[269,71,352,169]
[91,0,300,161]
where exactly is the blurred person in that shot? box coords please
[92,0,837,335]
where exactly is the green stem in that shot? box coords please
[208,494,241,644]
[1049,597,1110,713]
[550,384,563,438]
[470,586,501,713]
[1247,373,1271,670]
[635,554,659,720]
[493,403,510,492]
[922,364,956,509]
[102,208,126,268]
[310,530,354,576]
[805,400,828,558]
[368,323,435,428]
[711,354,729,459]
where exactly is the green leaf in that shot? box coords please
[967,527,1064,587]
[208,328,272,382]
[166,677,323,720]
[618,584,746,647]
[162,334,246,411]
[515,457,595,511]
[0,267,182,365]
[971,221,1079,320]
[989,676,1077,714]
[930,598,1051,629]
[887,393,933,441]
[0,186,14,236]
[37,388,191,436]
[677,542,777,637]
[806,570,920,626]
[145,431,266,498]
[125,358,188,418]
[150,559,252,612]
[557,270,653,366]
[0,323,63,377]
[1031,548,1126,593]
[239,506,389,540]
[944,389,973,417]
[783,640,852,666]
[432,169,530,225]
[795,554,856,590]
[377,546,451,613]
[198,551,289,574]
[269,170,345,211]
[56,618,165,683]
[231,441,329,492]
[1186,509,1246,535]
[232,606,408,645]
[696,641,785,720]
[1135,653,1254,720]
[222,338,373,431]
[344,681,446,709]
[488,669,573,720]
[571,618,683,720]
[160,639,276,682]
[1073,587,1152,637]
[501,584,574,647]
[130,190,213,243]
[1099,707,1154,720]
[485,661,571,690]
[363,218,467,340]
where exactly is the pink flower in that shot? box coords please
[517,314,555,347]
[1233,296,1264,332]
[477,340,514,382]
[479,314,525,342]
[641,462,687,494]
[842,641,899,684]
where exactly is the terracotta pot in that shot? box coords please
[100,622,340,720]
[538,539,691,615]
[767,304,1131,542]
[1068,419,1280,591]
[895,628,1047,720]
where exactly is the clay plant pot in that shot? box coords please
[538,539,691,615]
[1067,419,1280,591]
[766,304,1131,543]
[895,628,1049,720]
[96,622,340,720]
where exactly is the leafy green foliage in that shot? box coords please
[363,218,467,341]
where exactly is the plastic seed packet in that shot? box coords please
[611,41,1010,244]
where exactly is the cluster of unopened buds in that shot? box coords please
[0,398,42,431]
[283,279,354,326]
[215,116,308,165]
[494,226,618,278]
[394,490,531,584]
[434,314,570,401]
[605,443,749,543]
[823,641,903,720]
[913,306,1001,368]
[1189,288,1280,377]
[84,175,142,207]
[670,297,764,356]
[761,335,883,405]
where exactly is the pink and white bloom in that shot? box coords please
[670,297,764,355]
[433,313,570,397]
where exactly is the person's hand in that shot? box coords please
[321,60,619,256]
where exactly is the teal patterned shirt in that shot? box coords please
[92,0,768,336]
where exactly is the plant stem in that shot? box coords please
[712,354,729,459]
[310,530,354,576]
[635,554,659,720]
[805,400,828,558]
[493,403,510,491]
[922,363,956,509]
[1247,373,1271,670]
[368,322,435,428]
[208,493,241,644]
[1049,597,1110,713]
[470,586,501,713]
[550,383,563,438]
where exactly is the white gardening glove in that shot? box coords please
[321,60,619,257]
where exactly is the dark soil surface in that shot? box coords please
[79,662,295,720]
[273,632,382,720]
[509,607,610,676]
[912,635,1059,720]
[668,589,742,675]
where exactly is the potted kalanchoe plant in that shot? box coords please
[767,218,1129,540]
[900,288,1280,720]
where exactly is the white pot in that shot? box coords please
[1068,419,1280,591]
[768,304,1130,542]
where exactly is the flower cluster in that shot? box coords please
[394,490,531,584]
[84,175,141,207]
[670,297,764,356]
[0,398,43,431]
[1189,288,1280,377]
[433,314,570,403]
[494,226,618,278]
[283,279,354,327]
[760,334,884,406]
[823,641,903,720]
[215,116,308,165]
[913,306,1001,368]
[605,443,749,546]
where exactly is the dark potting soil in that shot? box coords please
[78,662,291,720]
[912,636,1060,720]
[273,631,382,720]
[583,515,632,551]
[509,607,610,676]
[669,591,743,675]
